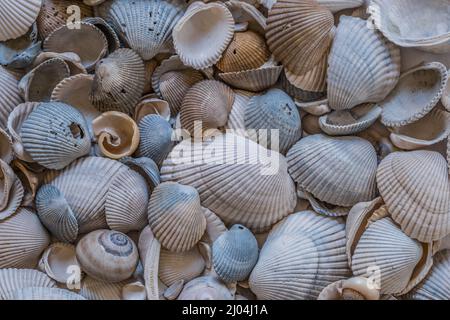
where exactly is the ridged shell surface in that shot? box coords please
[0,269,56,299]
[0,0,42,41]
[0,67,23,130]
[3,287,86,300]
[79,276,128,300]
[159,246,205,286]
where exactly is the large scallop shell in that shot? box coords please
[287,134,378,207]
[38,242,81,285]
[3,287,86,300]
[376,150,450,242]
[0,269,56,299]
[249,210,350,299]
[160,133,297,233]
[0,0,42,42]
[327,16,401,111]
[0,67,24,130]
[177,276,234,300]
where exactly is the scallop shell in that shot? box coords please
[177,276,234,300]
[82,17,121,54]
[90,48,145,115]
[160,133,297,233]
[0,0,42,42]
[134,95,171,123]
[317,0,364,13]
[79,276,128,300]
[148,182,206,253]
[380,62,448,127]
[201,207,228,244]
[173,1,234,69]
[76,229,139,283]
[317,276,380,300]
[44,22,108,71]
[249,210,350,300]
[20,102,91,170]
[266,0,335,76]
[287,134,378,207]
[0,129,13,164]
[96,0,185,60]
[327,16,401,110]
[38,242,81,285]
[0,208,50,268]
[0,269,56,299]
[0,66,23,130]
[376,150,450,242]
[2,287,86,300]
[226,90,253,131]
[319,104,382,136]
[212,224,259,283]
[32,51,86,75]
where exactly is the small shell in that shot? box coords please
[0,269,56,299]
[300,187,350,217]
[225,89,253,131]
[0,0,42,41]
[20,102,91,170]
[380,62,449,127]
[173,2,235,69]
[134,95,171,123]
[177,276,234,300]
[76,229,139,283]
[302,114,322,135]
[225,0,266,35]
[201,207,228,244]
[38,243,81,285]
[317,276,380,300]
[212,225,259,283]
[327,16,401,110]
[122,281,147,300]
[0,66,23,130]
[148,182,206,253]
[0,129,13,164]
[3,287,86,300]
[79,276,128,300]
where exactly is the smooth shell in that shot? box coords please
[38,242,81,285]
[317,276,380,300]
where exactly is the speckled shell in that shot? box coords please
[177,276,234,300]
[38,243,81,284]
[0,269,56,299]
[76,229,139,282]
[3,287,86,300]
[79,276,128,300]
[20,102,91,170]
[0,0,42,41]
[0,208,50,268]
[287,134,378,207]
[212,225,259,283]
[96,0,185,60]
[160,133,297,233]
[249,211,350,300]
[376,150,450,242]
[148,182,206,253]
[0,66,23,130]
[327,16,401,110]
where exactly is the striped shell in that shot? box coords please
[317,0,364,13]
[138,225,161,300]
[0,66,23,130]
[0,129,13,163]
[134,95,171,123]
[0,0,42,41]
[0,160,24,221]
[3,287,86,300]
[79,276,128,300]
[218,64,283,92]
[0,269,56,299]
[177,276,234,300]
[201,207,228,244]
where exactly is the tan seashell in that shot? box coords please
[82,16,121,54]
[318,276,380,300]
[317,0,364,13]
[79,276,128,300]
[0,0,42,42]
[278,71,327,107]
[38,243,81,285]
[0,129,13,164]
[0,66,23,130]
[2,287,86,300]
[177,276,234,300]
[92,111,140,159]
[302,114,323,135]
[380,62,449,127]
[297,98,331,116]
[201,207,228,244]
[76,229,139,283]
[122,281,147,300]
[376,150,450,242]
[138,226,161,300]
[0,268,56,299]
[134,95,171,123]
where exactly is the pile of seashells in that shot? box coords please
[1,0,450,301]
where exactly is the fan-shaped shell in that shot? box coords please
[287,134,378,207]
[3,287,85,300]
[226,89,253,131]
[79,276,128,300]
[38,243,81,285]
[119,156,160,192]
[0,0,42,42]
[82,16,121,54]
[317,0,364,13]
[327,16,401,111]
[376,150,450,242]
[278,70,326,104]
[0,66,23,130]
[0,269,56,299]
[20,102,91,170]
[32,51,86,75]
[177,276,234,300]
[317,276,380,300]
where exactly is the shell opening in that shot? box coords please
[69,122,85,140]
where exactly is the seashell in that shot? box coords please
[136,115,174,166]
[37,0,94,39]
[368,0,450,54]
[20,102,91,170]
[376,150,450,242]
[79,276,128,300]
[164,279,184,300]
[32,51,86,75]
[201,207,228,244]
[138,225,161,300]
[173,2,234,69]
[0,208,50,268]
[327,16,401,110]
[243,88,301,154]
[92,111,140,159]
[266,0,335,76]
[10,159,40,207]
[119,156,160,192]
[212,225,258,283]
[82,17,121,54]
[216,30,270,73]
[225,89,254,131]
[287,134,378,207]
[38,243,81,285]
[90,48,145,115]
[96,0,185,60]
[380,62,448,127]
[43,22,108,71]
[76,229,139,283]
[2,287,86,300]
[161,133,297,232]
[300,187,350,217]
[318,104,382,136]
[249,210,350,299]
[148,182,206,253]
[177,276,234,300]
[302,113,322,135]
[0,129,13,164]
[0,160,24,221]
[180,80,235,134]
[0,66,23,130]
[225,0,266,35]
[151,55,204,115]
[317,276,380,300]
[35,184,78,243]
[0,0,42,42]
[122,281,147,300]
[297,98,331,116]
[278,70,326,104]
[0,269,56,299]
[317,0,364,13]
[134,95,171,123]
[159,246,206,287]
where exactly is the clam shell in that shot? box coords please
[0,66,23,130]
[376,150,450,242]
[90,48,145,115]
[266,0,335,76]
[177,276,234,300]
[134,95,171,123]
[327,16,401,110]
[201,207,228,244]
[317,276,380,300]
[225,0,266,35]
[20,102,91,170]
[36,184,78,243]
[79,276,128,300]
[0,0,42,41]
[0,208,50,268]
[317,0,364,13]
[287,134,378,207]
[212,224,259,283]
[38,242,81,285]
[44,22,108,71]
[0,129,13,164]
[249,210,350,300]
[0,269,56,299]
[2,287,86,300]
[380,62,449,127]
[82,17,121,54]
[76,229,139,283]
[148,182,206,253]
[300,187,350,217]
[160,133,297,233]
[96,0,185,60]
[218,64,283,92]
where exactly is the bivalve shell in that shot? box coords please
[0,66,23,130]
[0,0,42,42]
[38,242,81,285]
[0,269,56,299]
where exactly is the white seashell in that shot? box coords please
[0,268,56,299]
[79,276,128,300]
[0,66,23,130]
[122,281,147,300]
[2,287,86,300]
[38,243,81,285]
[225,0,266,36]
[317,276,380,300]
[177,276,234,300]
[163,279,184,300]
[0,0,42,41]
